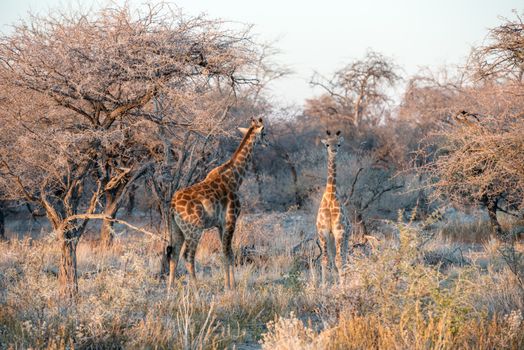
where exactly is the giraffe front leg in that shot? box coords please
[318,231,330,286]
[221,224,236,290]
[228,262,235,290]
[334,229,348,285]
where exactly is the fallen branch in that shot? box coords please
[110,218,166,242]
[59,213,166,242]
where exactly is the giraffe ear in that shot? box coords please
[238,127,249,135]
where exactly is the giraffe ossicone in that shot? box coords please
[167,118,267,291]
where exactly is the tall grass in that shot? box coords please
[261,216,524,350]
[1,212,523,349]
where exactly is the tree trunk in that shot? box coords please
[356,211,368,239]
[160,244,171,278]
[159,215,170,278]
[485,197,505,240]
[100,215,115,247]
[99,166,148,247]
[126,183,137,215]
[58,231,79,299]
[416,174,429,220]
[0,204,5,241]
[353,94,364,130]
[159,204,175,278]
[281,153,302,208]
[100,191,118,248]
[289,164,301,208]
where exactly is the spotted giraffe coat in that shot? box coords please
[316,130,351,284]
[168,118,266,290]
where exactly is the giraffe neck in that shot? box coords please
[227,127,257,189]
[325,153,337,196]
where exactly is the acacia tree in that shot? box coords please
[411,13,524,239]
[0,3,259,248]
[470,10,524,83]
[402,70,524,237]
[308,50,400,131]
[0,85,105,298]
[2,6,260,244]
[426,98,524,240]
[0,3,261,297]
[395,69,472,217]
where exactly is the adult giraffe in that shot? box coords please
[168,118,267,290]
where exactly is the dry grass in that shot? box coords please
[261,218,524,350]
[439,213,524,244]
[1,212,523,349]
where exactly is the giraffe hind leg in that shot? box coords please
[184,235,200,283]
[168,220,184,293]
[221,224,236,290]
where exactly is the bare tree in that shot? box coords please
[0,3,263,297]
[308,50,400,131]
[0,85,104,298]
[470,10,524,83]
[349,175,403,237]
[0,3,260,248]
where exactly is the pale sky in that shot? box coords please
[1,0,522,105]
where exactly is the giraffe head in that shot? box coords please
[320,130,343,155]
[238,117,269,147]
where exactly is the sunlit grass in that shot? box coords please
[1,213,523,349]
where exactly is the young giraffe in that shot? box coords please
[168,118,267,290]
[317,130,351,284]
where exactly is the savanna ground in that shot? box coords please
[1,209,523,349]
